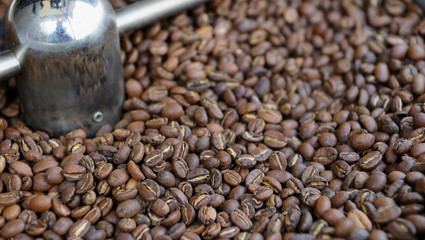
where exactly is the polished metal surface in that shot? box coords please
[116,0,209,34]
[0,50,20,81]
[6,0,124,136]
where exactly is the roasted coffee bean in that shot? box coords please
[268,151,287,170]
[30,195,51,212]
[264,130,287,148]
[62,164,86,181]
[144,149,164,167]
[359,151,382,170]
[211,132,226,150]
[223,170,242,186]
[305,176,328,190]
[339,151,360,163]
[107,168,129,187]
[9,161,33,177]
[347,209,372,231]
[364,171,386,192]
[313,147,338,165]
[230,209,252,231]
[301,187,321,206]
[190,192,210,210]
[68,219,91,238]
[387,218,416,240]
[187,168,210,185]
[197,205,216,225]
[235,154,256,168]
[1,218,25,238]
[322,208,345,227]
[181,203,196,225]
[332,160,351,179]
[254,186,273,201]
[138,179,160,201]
[348,130,375,151]
[0,191,22,206]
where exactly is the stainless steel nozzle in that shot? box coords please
[0,0,209,137]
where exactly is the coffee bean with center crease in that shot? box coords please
[313,147,338,165]
[230,209,252,231]
[264,130,287,149]
[0,191,22,206]
[223,170,242,186]
[359,151,382,171]
[235,154,257,168]
[62,164,86,181]
[387,218,417,240]
[187,168,210,185]
[138,179,160,201]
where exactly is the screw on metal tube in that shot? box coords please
[92,111,104,123]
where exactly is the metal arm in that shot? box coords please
[0,0,209,82]
[116,0,209,34]
[0,50,20,82]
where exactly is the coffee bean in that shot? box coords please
[117,199,142,218]
[364,171,386,192]
[161,103,183,120]
[151,198,170,217]
[68,219,91,238]
[107,168,129,187]
[376,115,399,134]
[230,209,252,231]
[138,179,160,201]
[254,186,273,201]
[9,161,33,177]
[313,147,338,165]
[359,151,382,170]
[0,191,22,206]
[348,130,375,151]
[235,154,256,168]
[387,218,416,240]
[264,130,287,148]
[223,170,242,186]
[187,168,210,185]
[181,231,201,240]
[1,219,25,238]
[347,209,372,231]
[62,164,86,181]
[181,203,196,225]
[301,187,321,206]
[30,195,51,213]
[322,209,345,226]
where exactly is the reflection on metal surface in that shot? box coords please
[0,50,20,81]
[37,1,103,42]
[10,0,105,43]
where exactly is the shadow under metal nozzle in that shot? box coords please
[0,0,209,137]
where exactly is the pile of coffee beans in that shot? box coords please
[0,0,425,239]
